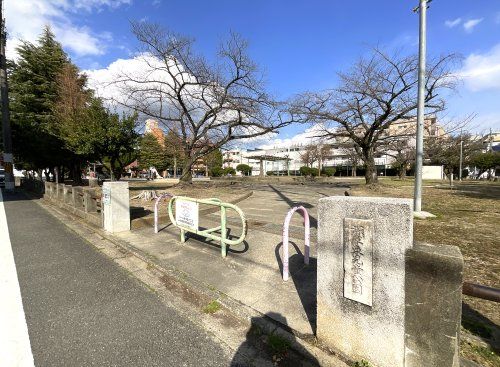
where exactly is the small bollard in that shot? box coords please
[282,206,310,281]
[154,193,173,233]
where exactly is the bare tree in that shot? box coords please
[290,49,459,184]
[340,145,360,176]
[299,145,318,168]
[299,143,331,175]
[110,22,292,182]
[383,138,415,179]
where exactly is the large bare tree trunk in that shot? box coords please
[363,149,378,184]
[398,165,406,179]
[179,156,194,183]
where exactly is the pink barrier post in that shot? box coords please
[154,193,173,233]
[282,206,310,281]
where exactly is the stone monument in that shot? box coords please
[102,181,130,233]
[317,196,463,367]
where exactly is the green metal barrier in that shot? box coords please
[167,196,247,258]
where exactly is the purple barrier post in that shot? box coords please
[282,206,310,281]
[154,193,173,233]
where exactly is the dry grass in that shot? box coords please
[352,179,500,366]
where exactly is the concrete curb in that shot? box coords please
[32,193,348,367]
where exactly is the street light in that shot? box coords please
[413,0,430,213]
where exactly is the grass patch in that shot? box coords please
[353,360,371,367]
[351,180,500,364]
[203,300,221,314]
[461,340,500,367]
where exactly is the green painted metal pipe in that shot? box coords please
[167,196,247,257]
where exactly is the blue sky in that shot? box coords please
[6,0,500,145]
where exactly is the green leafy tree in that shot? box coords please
[9,27,70,175]
[139,133,167,171]
[236,164,252,176]
[204,149,223,172]
[100,111,139,180]
[470,151,500,179]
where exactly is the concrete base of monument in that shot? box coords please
[413,210,437,219]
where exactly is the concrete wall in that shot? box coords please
[405,242,463,367]
[422,165,444,180]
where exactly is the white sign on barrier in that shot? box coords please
[175,199,199,231]
[102,186,111,205]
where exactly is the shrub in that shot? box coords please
[299,166,311,176]
[222,167,236,175]
[236,163,252,176]
[210,166,224,177]
[322,167,336,177]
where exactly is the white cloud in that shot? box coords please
[256,125,328,150]
[73,0,131,12]
[4,0,128,60]
[463,18,483,33]
[445,18,462,28]
[459,43,500,91]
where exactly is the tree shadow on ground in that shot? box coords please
[2,188,43,201]
[275,240,317,335]
[230,312,319,366]
[185,227,250,254]
[268,184,318,229]
[462,302,500,353]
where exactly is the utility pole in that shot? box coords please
[459,139,463,181]
[413,0,429,213]
[0,0,14,190]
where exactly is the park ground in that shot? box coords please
[9,177,499,366]
[125,177,500,366]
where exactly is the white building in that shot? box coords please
[223,143,390,176]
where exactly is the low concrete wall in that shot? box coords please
[422,165,444,180]
[405,242,463,367]
[43,182,102,228]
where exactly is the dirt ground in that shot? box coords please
[128,180,251,213]
[127,178,499,365]
[352,179,500,367]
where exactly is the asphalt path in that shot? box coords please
[3,190,232,367]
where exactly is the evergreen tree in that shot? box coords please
[138,133,167,172]
[9,27,70,173]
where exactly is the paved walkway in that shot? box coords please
[2,190,234,366]
[0,190,34,367]
[116,184,348,337]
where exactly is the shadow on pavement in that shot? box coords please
[275,241,317,335]
[1,188,40,201]
[268,184,318,229]
[230,312,319,366]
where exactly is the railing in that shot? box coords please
[43,181,101,219]
[282,206,310,281]
[463,282,500,303]
[167,196,247,258]
[154,193,173,233]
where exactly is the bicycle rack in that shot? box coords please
[167,196,247,258]
[154,193,174,233]
[282,206,310,281]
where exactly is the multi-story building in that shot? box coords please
[223,117,442,176]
